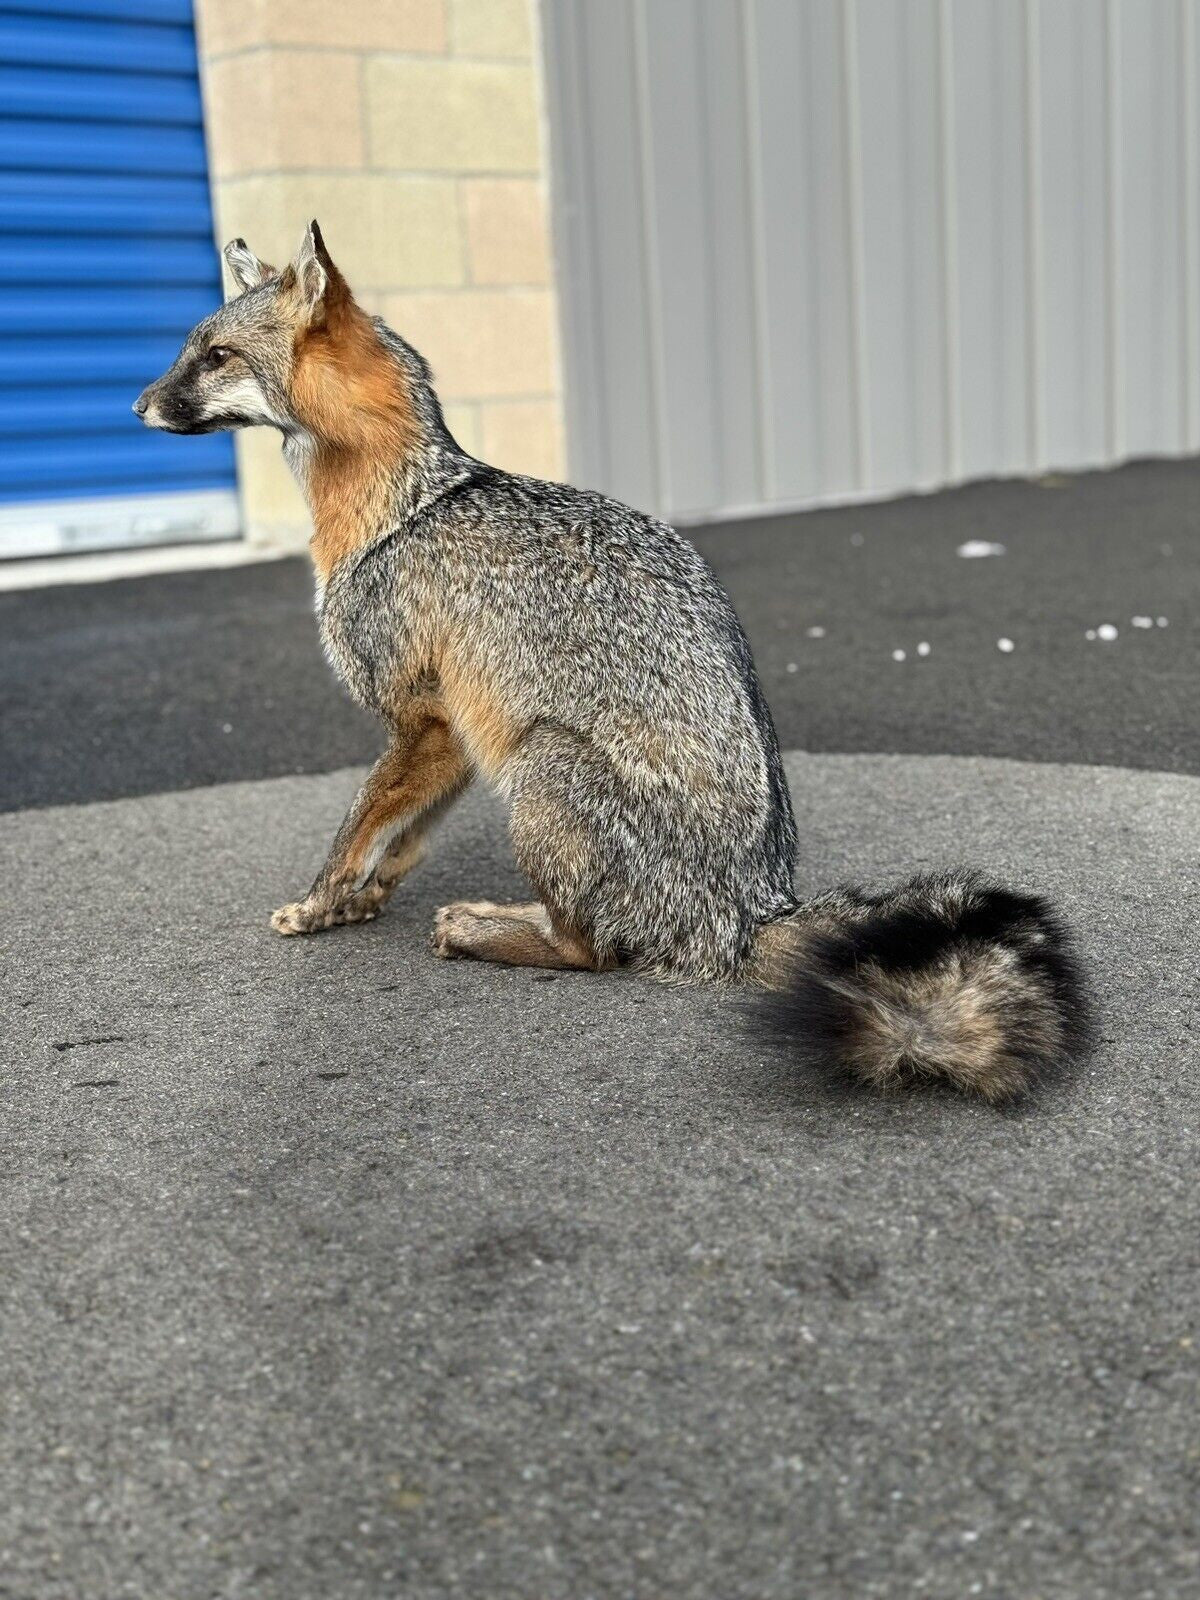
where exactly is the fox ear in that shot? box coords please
[223,238,275,296]
[289,219,347,324]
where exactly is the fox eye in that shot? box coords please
[205,345,233,369]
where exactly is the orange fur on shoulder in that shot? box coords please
[438,655,526,778]
[288,280,419,585]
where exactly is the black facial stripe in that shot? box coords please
[162,413,252,434]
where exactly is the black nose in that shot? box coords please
[132,392,149,416]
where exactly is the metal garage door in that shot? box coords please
[542,0,1200,524]
[0,0,237,559]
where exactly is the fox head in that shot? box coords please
[133,220,431,450]
[135,222,450,579]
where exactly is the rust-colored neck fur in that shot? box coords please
[289,287,420,586]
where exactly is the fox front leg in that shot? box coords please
[270,715,472,936]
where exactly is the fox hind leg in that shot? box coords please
[430,901,598,971]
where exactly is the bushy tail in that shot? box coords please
[754,870,1090,1101]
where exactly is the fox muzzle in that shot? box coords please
[133,380,212,434]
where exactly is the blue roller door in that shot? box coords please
[0,0,238,558]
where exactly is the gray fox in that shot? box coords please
[134,222,1088,1100]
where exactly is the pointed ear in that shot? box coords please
[289,219,348,324]
[223,238,275,296]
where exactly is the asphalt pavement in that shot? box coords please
[2,459,1197,814]
[1,459,1198,1599]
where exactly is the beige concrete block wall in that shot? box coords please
[194,0,563,551]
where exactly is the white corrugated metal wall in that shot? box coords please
[541,0,1200,522]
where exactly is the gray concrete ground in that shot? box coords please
[3,753,1198,1600]
[1,459,1198,1598]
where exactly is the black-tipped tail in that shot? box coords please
[755,871,1090,1100]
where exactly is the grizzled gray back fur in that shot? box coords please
[322,462,800,980]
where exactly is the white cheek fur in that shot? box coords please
[203,374,281,426]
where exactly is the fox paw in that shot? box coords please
[269,897,380,936]
[430,902,482,958]
[270,900,329,936]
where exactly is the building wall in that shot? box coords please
[542,0,1200,524]
[194,0,564,549]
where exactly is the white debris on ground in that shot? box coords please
[805,625,826,637]
[881,613,1167,666]
[850,532,864,546]
[957,540,1007,558]
[786,662,798,673]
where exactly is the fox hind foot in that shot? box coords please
[431,901,596,970]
